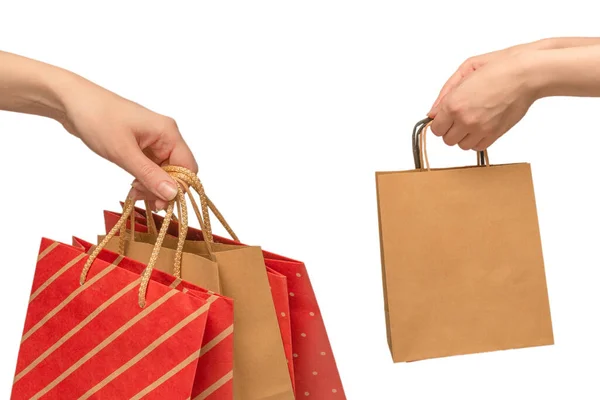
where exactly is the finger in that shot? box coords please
[430,109,453,137]
[131,182,169,211]
[118,144,179,202]
[443,125,468,147]
[169,139,198,173]
[473,135,497,151]
[458,133,482,150]
[429,70,464,113]
[428,96,445,118]
[162,120,199,173]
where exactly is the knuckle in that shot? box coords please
[443,135,454,146]
[138,162,157,181]
[461,114,478,127]
[446,101,463,115]
[461,57,474,68]
[165,116,179,130]
[158,116,179,136]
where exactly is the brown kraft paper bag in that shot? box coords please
[103,166,295,400]
[376,119,554,363]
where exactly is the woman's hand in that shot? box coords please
[0,51,196,210]
[428,40,547,117]
[427,37,600,150]
[60,78,197,210]
[429,54,537,151]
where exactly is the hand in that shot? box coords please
[428,41,544,116]
[59,77,197,210]
[429,53,537,150]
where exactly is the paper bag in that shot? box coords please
[73,237,235,399]
[106,166,295,400]
[11,202,210,399]
[112,200,347,398]
[376,119,554,362]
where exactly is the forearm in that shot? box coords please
[524,45,600,98]
[535,37,600,50]
[0,51,76,122]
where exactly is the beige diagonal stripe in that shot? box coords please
[14,279,140,383]
[129,321,233,399]
[169,278,182,289]
[30,289,179,400]
[22,262,119,343]
[130,348,202,400]
[78,302,210,400]
[200,324,233,357]
[193,371,233,400]
[29,253,86,304]
[37,242,59,261]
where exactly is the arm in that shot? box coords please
[535,37,600,50]
[0,51,70,120]
[528,45,600,98]
[428,37,600,114]
[0,51,196,209]
[430,44,600,151]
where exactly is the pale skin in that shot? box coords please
[4,39,600,190]
[0,50,196,210]
[428,37,600,150]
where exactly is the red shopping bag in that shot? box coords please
[73,237,235,399]
[106,206,346,398]
[12,237,210,400]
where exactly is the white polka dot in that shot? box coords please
[332,389,338,393]
[312,371,318,376]
[296,273,301,277]
[309,312,315,317]
[289,292,295,297]
[304,392,310,397]
[320,351,326,356]
[293,353,298,358]
[281,312,286,317]
[301,333,307,337]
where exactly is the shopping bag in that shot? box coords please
[107,183,347,398]
[106,211,296,393]
[73,237,235,399]
[11,199,210,399]
[376,119,554,362]
[103,167,295,400]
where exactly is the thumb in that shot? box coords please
[120,147,178,201]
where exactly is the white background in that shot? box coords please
[1,1,599,399]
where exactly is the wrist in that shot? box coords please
[511,51,551,101]
[38,66,82,124]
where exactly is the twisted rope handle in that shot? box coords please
[80,187,185,308]
[144,191,238,242]
[161,166,239,242]
[82,169,192,308]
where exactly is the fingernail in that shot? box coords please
[157,180,178,201]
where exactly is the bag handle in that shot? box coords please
[412,117,489,170]
[142,170,240,243]
[80,177,188,308]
